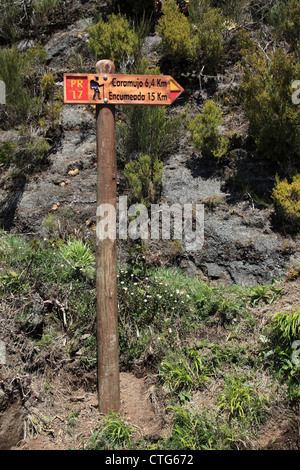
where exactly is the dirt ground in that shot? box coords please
[7,371,165,450]
[0,278,299,451]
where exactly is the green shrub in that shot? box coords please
[0,141,16,164]
[0,47,31,115]
[156,0,196,60]
[40,73,55,97]
[237,30,300,168]
[87,13,139,69]
[39,72,63,129]
[270,0,300,51]
[124,154,163,206]
[24,137,50,162]
[194,7,226,73]
[0,45,47,125]
[33,0,61,15]
[217,0,250,23]
[117,58,184,160]
[0,0,21,44]
[188,100,228,158]
[272,174,300,231]
[188,0,212,22]
[119,105,184,162]
[32,0,64,31]
[264,310,300,398]
[0,136,50,167]
[157,1,225,72]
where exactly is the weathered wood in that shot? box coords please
[95,60,120,414]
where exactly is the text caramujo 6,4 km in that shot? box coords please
[64,73,184,106]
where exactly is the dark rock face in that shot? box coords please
[10,105,97,237]
[162,149,296,286]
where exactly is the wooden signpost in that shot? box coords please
[63,61,183,414]
[64,72,183,106]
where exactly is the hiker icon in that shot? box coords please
[90,77,104,101]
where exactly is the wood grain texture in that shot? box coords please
[95,60,120,414]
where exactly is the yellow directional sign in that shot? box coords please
[64,73,184,105]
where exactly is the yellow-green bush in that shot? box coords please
[188,100,228,158]
[87,13,139,68]
[117,59,184,162]
[157,1,225,72]
[0,0,20,43]
[237,30,300,167]
[124,154,163,206]
[0,136,50,167]
[156,0,195,60]
[0,141,16,164]
[194,7,226,73]
[272,174,300,231]
[270,0,300,51]
[0,44,47,125]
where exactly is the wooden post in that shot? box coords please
[95,59,120,414]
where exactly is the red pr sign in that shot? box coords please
[65,75,89,102]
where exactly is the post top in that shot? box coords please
[96,60,115,75]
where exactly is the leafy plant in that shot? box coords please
[59,238,95,279]
[272,174,300,232]
[249,283,282,306]
[268,310,300,347]
[159,350,209,394]
[188,100,229,158]
[0,0,21,44]
[217,374,268,423]
[165,406,231,450]
[194,7,226,73]
[156,0,196,60]
[87,13,139,69]
[0,44,47,126]
[270,0,300,51]
[237,29,300,169]
[264,310,300,398]
[118,101,184,164]
[124,153,163,206]
[91,412,137,449]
